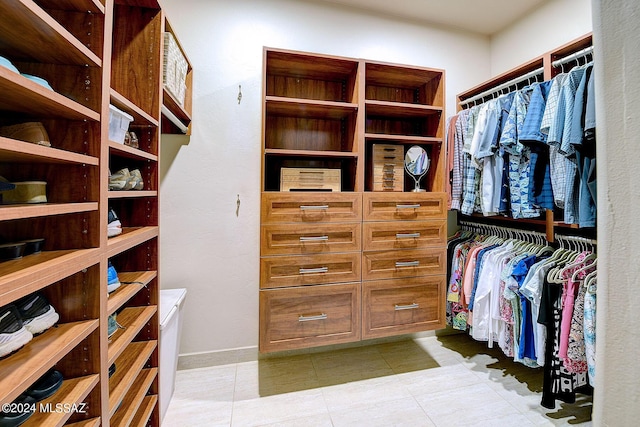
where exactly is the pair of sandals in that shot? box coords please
[109,168,144,191]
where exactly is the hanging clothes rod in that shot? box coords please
[459,66,544,107]
[459,221,546,240]
[555,234,597,245]
[551,45,594,68]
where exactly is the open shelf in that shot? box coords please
[0,249,99,305]
[0,138,98,166]
[0,320,98,405]
[0,0,101,66]
[108,271,157,315]
[110,90,159,128]
[109,340,157,415]
[22,374,99,427]
[111,368,157,427]
[0,68,100,121]
[106,227,159,258]
[107,305,157,366]
[0,202,98,222]
[64,418,101,427]
[108,191,158,199]
[109,141,158,162]
[129,394,157,427]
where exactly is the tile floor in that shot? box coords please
[162,334,593,427]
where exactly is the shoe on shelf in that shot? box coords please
[109,363,116,378]
[109,168,134,191]
[107,261,121,293]
[0,55,20,74]
[0,394,37,427]
[24,369,63,401]
[0,122,51,147]
[130,169,144,190]
[15,293,59,336]
[108,207,122,238]
[0,304,33,358]
[108,313,125,339]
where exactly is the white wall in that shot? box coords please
[490,0,592,74]
[159,0,490,357]
[591,1,640,424]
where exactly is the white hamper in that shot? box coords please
[159,288,187,422]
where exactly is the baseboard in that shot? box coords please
[177,328,460,370]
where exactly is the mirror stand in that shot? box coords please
[404,145,430,192]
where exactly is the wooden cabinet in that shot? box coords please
[260,48,446,353]
[0,1,192,425]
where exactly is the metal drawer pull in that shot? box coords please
[299,267,329,274]
[396,233,420,239]
[298,313,328,322]
[396,260,420,267]
[300,236,329,242]
[395,303,419,311]
[300,205,329,210]
[396,204,421,209]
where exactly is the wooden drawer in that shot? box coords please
[261,223,361,255]
[362,248,446,281]
[259,283,361,352]
[260,252,361,289]
[362,276,446,339]
[280,168,341,192]
[363,220,446,251]
[363,192,446,221]
[261,192,362,224]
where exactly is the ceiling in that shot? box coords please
[308,0,549,35]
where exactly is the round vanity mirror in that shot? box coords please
[404,145,430,192]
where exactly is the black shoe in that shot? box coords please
[25,369,63,401]
[109,363,116,378]
[0,305,33,358]
[15,293,59,336]
[0,394,36,427]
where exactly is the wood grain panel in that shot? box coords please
[259,283,360,352]
[362,248,446,281]
[260,252,361,289]
[363,220,446,251]
[261,192,361,224]
[363,192,446,221]
[362,276,446,339]
[261,222,361,256]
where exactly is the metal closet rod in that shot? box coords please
[459,67,544,107]
[551,45,594,68]
[459,220,546,240]
[555,233,597,245]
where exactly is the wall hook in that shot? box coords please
[237,85,242,104]
[236,194,241,216]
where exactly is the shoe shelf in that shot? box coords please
[0,249,100,305]
[65,417,101,427]
[111,368,157,427]
[129,395,157,427]
[106,227,159,258]
[110,90,159,129]
[22,373,99,427]
[108,271,157,316]
[107,305,157,366]
[0,138,99,166]
[0,319,98,405]
[108,190,158,199]
[37,0,105,14]
[108,141,158,162]
[109,340,157,415]
[0,69,100,121]
[0,203,98,222]
[0,0,102,67]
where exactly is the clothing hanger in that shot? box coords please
[572,258,597,282]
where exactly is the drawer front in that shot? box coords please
[362,248,446,281]
[260,252,361,289]
[261,223,361,255]
[363,220,446,251]
[363,192,446,221]
[259,283,361,352]
[262,192,362,224]
[281,168,341,192]
[362,276,446,339]
[372,143,403,162]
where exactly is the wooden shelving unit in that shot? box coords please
[0,0,192,425]
[455,34,594,242]
[259,48,447,353]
